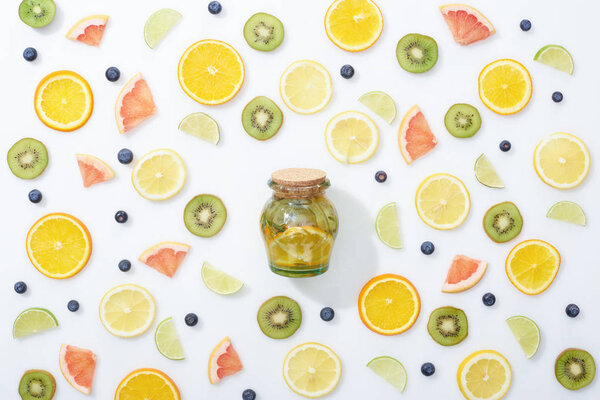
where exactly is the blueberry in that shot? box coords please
[566,304,580,318]
[552,91,563,103]
[520,19,532,31]
[118,259,131,272]
[499,140,511,152]
[28,189,42,203]
[115,210,128,223]
[375,170,387,183]
[340,64,354,79]
[14,281,27,294]
[23,47,37,61]
[185,313,198,326]
[67,300,80,312]
[421,362,435,376]
[117,148,133,164]
[482,292,496,306]
[320,307,335,322]
[420,241,434,255]
[105,67,120,82]
[208,1,222,14]
[242,389,256,400]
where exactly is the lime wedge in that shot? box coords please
[13,308,58,338]
[358,91,396,124]
[178,112,220,145]
[201,262,244,295]
[367,356,407,392]
[375,202,402,249]
[534,45,574,75]
[474,153,504,188]
[155,317,185,360]
[144,8,182,49]
[506,315,540,359]
[547,201,586,226]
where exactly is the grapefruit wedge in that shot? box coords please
[59,344,97,394]
[76,154,114,188]
[440,5,495,46]
[398,105,437,164]
[442,255,487,293]
[115,73,157,134]
[139,241,190,278]
[66,15,109,46]
[208,336,243,384]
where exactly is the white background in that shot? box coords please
[1,0,599,398]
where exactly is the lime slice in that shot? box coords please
[534,45,574,75]
[178,112,220,145]
[144,8,182,49]
[13,308,58,338]
[155,317,185,360]
[547,201,586,226]
[474,153,504,188]
[201,262,244,295]
[358,91,396,124]
[367,356,407,392]
[375,203,402,249]
[506,315,540,359]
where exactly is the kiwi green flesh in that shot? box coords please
[427,306,468,346]
[19,0,56,28]
[444,103,481,138]
[555,348,596,390]
[242,96,283,140]
[244,12,284,51]
[257,296,301,339]
[396,33,438,73]
[19,370,56,400]
[7,138,48,179]
[184,194,227,237]
[483,202,523,243]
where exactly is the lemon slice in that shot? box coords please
[155,317,185,360]
[375,202,402,249]
[546,201,586,226]
[533,132,590,189]
[99,284,156,338]
[505,239,561,295]
[324,0,383,52]
[201,262,243,295]
[415,173,470,230]
[478,59,532,115]
[132,149,186,200]
[144,9,182,49]
[325,111,379,163]
[280,60,332,114]
[367,356,407,392]
[358,91,396,124]
[283,342,342,398]
[475,154,504,188]
[13,308,58,338]
[269,226,334,267]
[534,45,574,75]
[457,350,512,400]
[506,316,540,359]
[178,112,220,145]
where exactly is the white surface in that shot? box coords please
[1,0,599,398]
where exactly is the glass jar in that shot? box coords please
[260,168,338,277]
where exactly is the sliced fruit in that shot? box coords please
[442,255,487,293]
[375,202,402,249]
[201,262,243,295]
[506,239,561,295]
[242,96,283,140]
[155,317,185,360]
[483,202,523,243]
[7,137,48,179]
[283,342,341,397]
[257,296,302,339]
[75,154,114,187]
[475,154,504,188]
[457,350,512,400]
[324,0,383,52]
[178,112,220,144]
[547,201,586,226]
[267,226,334,268]
[415,173,470,230]
[478,59,532,115]
[115,369,180,400]
[115,73,156,133]
[144,8,181,49]
[178,40,244,105]
[398,105,437,164]
[34,70,93,132]
[445,103,481,138]
[533,132,590,189]
[325,111,379,163]
[139,241,190,278]
[59,344,97,394]
[534,45,574,75]
[132,149,186,201]
[358,274,420,335]
[427,306,468,346]
[396,33,438,73]
[280,60,332,114]
[99,284,156,337]
[555,348,595,390]
[208,337,243,384]
[440,4,495,45]
[19,0,56,28]
[243,12,284,52]
[367,356,406,393]
[26,213,92,279]
[19,369,56,400]
[184,194,227,237]
[13,307,58,338]
[506,316,540,359]
[66,15,108,46]
[358,91,396,124]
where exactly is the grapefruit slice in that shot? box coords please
[398,105,437,164]
[59,344,97,394]
[440,5,495,46]
[139,241,190,278]
[442,255,487,293]
[115,73,157,134]
[66,15,109,46]
[208,337,243,384]
[76,154,114,188]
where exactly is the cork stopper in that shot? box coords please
[271,168,327,187]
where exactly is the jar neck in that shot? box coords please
[268,179,330,199]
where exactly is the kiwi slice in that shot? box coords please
[427,306,468,346]
[483,202,523,243]
[19,0,56,28]
[396,33,438,73]
[555,348,596,390]
[183,194,227,237]
[7,138,48,179]
[242,96,283,140]
[257,296,301,339]
[444,103,481,138]
[19,370,56,400]
[243,12,284,51]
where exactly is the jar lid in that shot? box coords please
[271,168,327,187]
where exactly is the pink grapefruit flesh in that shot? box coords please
[115,73,157,134]
[399,105,437,164]
[440,5,495,46]
[76,154,114,188]
[208,336,243,384]
[138,242,190,278]
[66,15,109,46]
[442,255,488,293]
[59,344,97,394]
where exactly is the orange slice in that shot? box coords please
[66,15,109,46]
[324,0,383,52]
[115,73,156,133]
[478,59,532,115]
[440,5,495,45]
[59,344,97,394]
[208,336,243,384]
[75,154,114,188]
[506,239,561,295]
[399,105,437,164]
[139,241,190,278]
[115,368,180,400]
[442,255,488,293]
